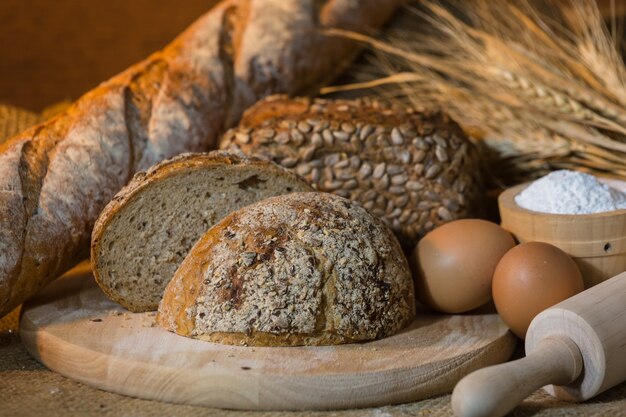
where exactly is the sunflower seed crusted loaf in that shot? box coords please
[91,151,313,312]
[157,192,415,346]
[220,95,484,250]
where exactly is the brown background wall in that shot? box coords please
[0,0,217,111]
[0,0,623,112]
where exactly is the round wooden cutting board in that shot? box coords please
[20,262,516,410]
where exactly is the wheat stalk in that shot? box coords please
[327,0,626,186]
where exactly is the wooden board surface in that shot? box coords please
[20,263,516,410]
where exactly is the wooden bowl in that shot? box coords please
[498,182,626,288]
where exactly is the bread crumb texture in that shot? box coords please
[157,192,415,346]
[91,150,312,312]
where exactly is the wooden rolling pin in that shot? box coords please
[451,271,626,417]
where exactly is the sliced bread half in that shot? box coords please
[91,151,313,312]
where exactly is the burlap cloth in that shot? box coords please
[1,106,625,417]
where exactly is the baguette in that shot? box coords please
[0,0,404,317]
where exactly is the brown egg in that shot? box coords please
[410,219,516,313]
[493,242,584,339]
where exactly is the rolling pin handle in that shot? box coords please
[451,336,583,417]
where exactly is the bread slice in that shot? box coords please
[157,192,416,346]
[91,151,313,312]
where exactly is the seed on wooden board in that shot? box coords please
[395,194,409,208]
[235,132,251,144]
[306,118,321,127]
[275,132,290,144]
[300,146,315,162]
[433,133,448,148]
[350,189,363,201]
[373,163,386,179]
[389,207,402,218]
[341,122,356,133]
[359,124,373,140]
[418,211,430,226]
[375,195,386,206]
[363,189,377,202]
[406,180,424,191]
[413,150,426,163]
[349,155,361,169]
[391,174,408,185]
[363,200,374,210]
[391,128,404,145]
[335,159,350,169]
[333,131,350,141]
[399,208,412,223]
[412,137,429,150]
[310,132,323,148]
[437,206,453,221]
[387,165,404,175]
[322,129,334,145]
[389,185,404,195]
[435,145,448,162]
[322,179,343,190]
[296,164,311,176]
[392,219,402,229]
[398,150,412,164]
[418,201,433,210]
[378,174,390,189]
[343,179,358,189]
[323,154,339,166]
[359,163,373,178]
[425,191,438,200]
[376,135,389,147]
[308,159,324,168]
[407,211,419,225]
[336,170,354,180]
[414,164,425,176]
[297,121,312,133]
[425,164,442,179]
[310,168,321,182]
[281,157,298,168]
[323,166,334,180]
[425,221,434,231]
[293,129,306,144]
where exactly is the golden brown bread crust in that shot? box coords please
[0,0,405,317]
[91,150,313,312]
[220,95,485,250]
[157,192,416,347]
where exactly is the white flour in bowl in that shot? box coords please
[515,170,626,214]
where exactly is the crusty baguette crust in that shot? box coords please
[91,150,313,311]
[157,192,416,346]
[0,0,405,316]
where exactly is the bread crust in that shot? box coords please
[157,192,416,346]
[220,95,485,250]
[0,0,405,317]
[91,150,313,312]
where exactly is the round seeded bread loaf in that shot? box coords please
[220,95,484,250]
[91,151,313,312]
[157,192,416,346]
